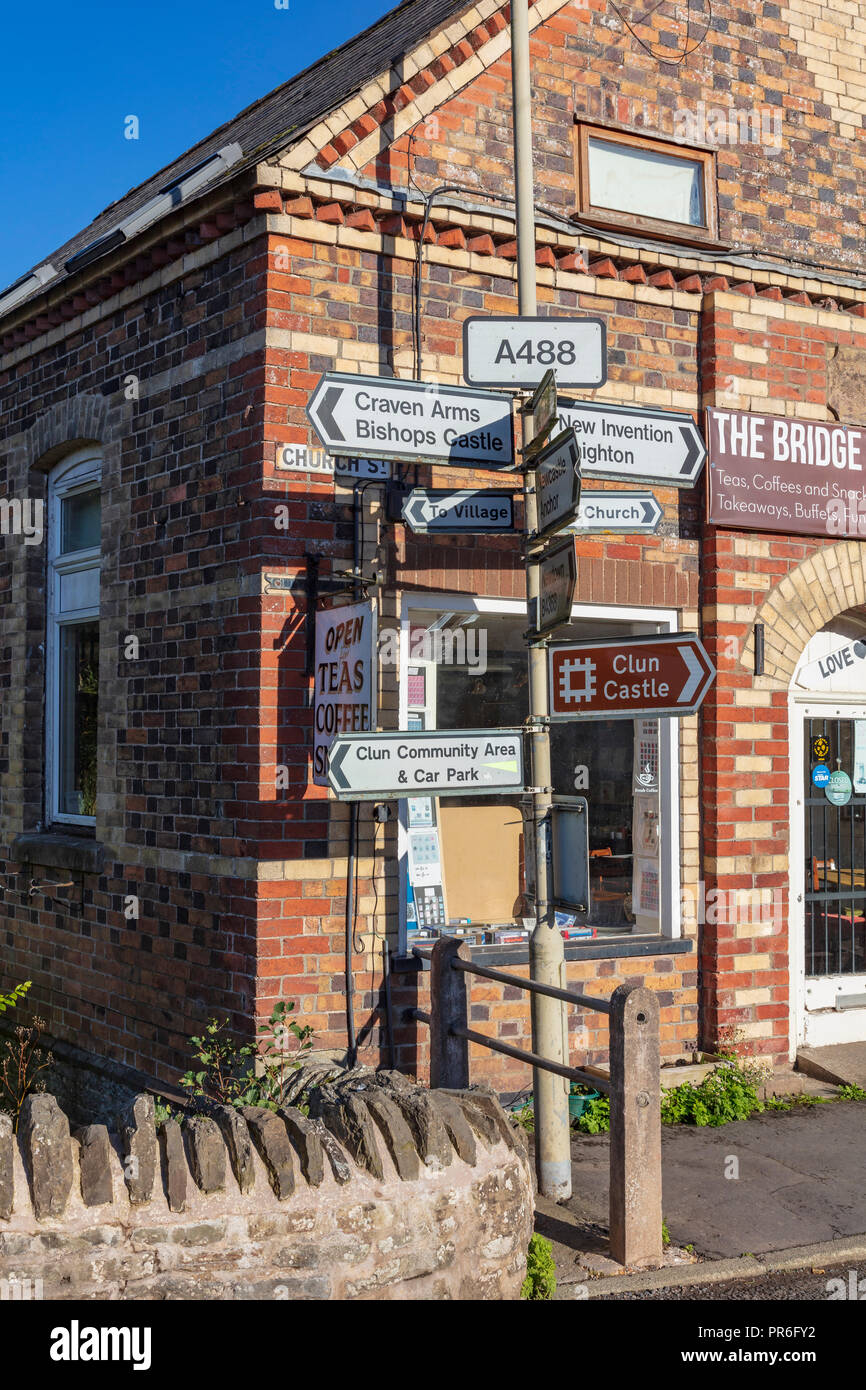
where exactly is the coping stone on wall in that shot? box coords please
[19,1094,74,1220]
[76,1124,114,1207]
[117,1094,158,1205]
[0,1113,13,1220]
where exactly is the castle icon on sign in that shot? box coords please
[558,657,597,705]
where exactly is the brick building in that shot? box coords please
[1,0,865,1110]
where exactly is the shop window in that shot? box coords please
[400,602,678,952]
[574,124,717,244]
[46,449,102,825]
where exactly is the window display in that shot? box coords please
[401,604,673,949]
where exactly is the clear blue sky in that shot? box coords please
[0,0,394,288]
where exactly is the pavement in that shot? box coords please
[531,1097,866,1297]
[797,1040,866,1088]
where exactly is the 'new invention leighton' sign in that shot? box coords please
[707,407,866,539]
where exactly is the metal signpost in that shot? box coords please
[303,0,701,1208]
[548,633,716,721]
[556,399,706,486]
[401,488,516,535]
[327,728,524,800]
[306,372,515,468]
[463,315,607,389]
[570,490,662,535]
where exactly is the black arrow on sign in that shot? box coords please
[318,386,345,443]
[641,499,657,524]
[329,741,351,789]
[679,425,704,477]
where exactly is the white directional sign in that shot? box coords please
[533,429,581,540]
[463,316,607,389]
[548,634,715,720]
[531,535,577,637]
[569,490,662,535]
[556,400,706,487]
[401,488,515,535]
[327,728,525,800]
[307,372,514,468]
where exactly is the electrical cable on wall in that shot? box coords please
[406,108,794,380]
[608,0,712,63]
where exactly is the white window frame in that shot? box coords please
[396,594,681,950]
[46,448,102,827]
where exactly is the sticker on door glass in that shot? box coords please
[812,763,831,788]
[825,769,853,807]
[812,734,830,762]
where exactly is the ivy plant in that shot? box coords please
[0,981,32,1014]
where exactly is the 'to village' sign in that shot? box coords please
[707,407,866,538]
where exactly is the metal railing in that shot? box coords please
[413,935,663,1268]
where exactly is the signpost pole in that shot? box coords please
[512,0,572,1203]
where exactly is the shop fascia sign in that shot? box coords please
[796,635,866,690]
[706,407,866,538]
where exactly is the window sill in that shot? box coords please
[573,211,730,252]
[10,832,104,875]
[397,934,693,972]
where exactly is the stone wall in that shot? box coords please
[0,1077,534,1300]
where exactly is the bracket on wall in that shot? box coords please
[28,877,84,916]
[754,622,765,676]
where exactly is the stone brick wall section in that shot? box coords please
[0,1080,533,1300]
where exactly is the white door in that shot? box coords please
[790,700,866,1048]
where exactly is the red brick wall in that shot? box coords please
[0,230,271,1078]
[257,217,703,1070]
[701,297,866,1060]
[391,950,699,1091]
[355,0,863,271]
